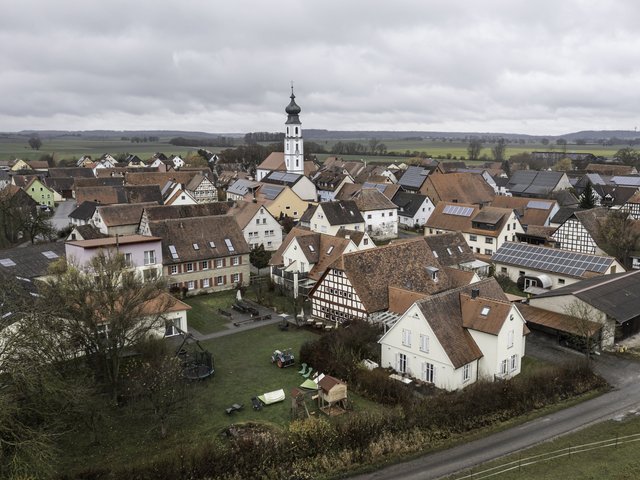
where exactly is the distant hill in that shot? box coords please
[3,129,639,142]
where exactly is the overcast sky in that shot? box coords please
[2,1,639,135]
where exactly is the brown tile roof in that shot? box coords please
[517,303,601,337]
[388,286,429,314]
[443,267,476,286]
[74,177,125,189]
[47,167,95,179]
[95,167,161,178]
[96,202,158,227]
[124,170,212,187]
[422,172,495,205]
[143,202,233,223]
[26,160,49,169]
[586,163,637,176]
[426,202,513,236]
[318,374,345,393]
[257,152,285,171]
[147,215,249,265]
[0,185,37,207]
[460,293,512,335]
[490,196,557,226]
[75,185,162,205]
[522,225,557,240]
[228,200,272,229]
[422,232,476,266]
[71,224,108,240]
[413,278,508,368]
[353,188,397,211]
[335,229,365,245]
[324,238,451,313]
[320,200,365,225]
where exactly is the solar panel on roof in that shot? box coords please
[261,184,284,200]
[527,200,553,210]
[491,242,612,277]
[442,205,474,217]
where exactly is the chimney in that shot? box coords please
[471,288,480,299]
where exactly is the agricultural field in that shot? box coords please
[0,136,227,162]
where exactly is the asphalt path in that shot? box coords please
[350,337,640,480]
[50,199,75,231]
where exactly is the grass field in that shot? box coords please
[0,134,626,163]
[59,319,384,475]
[449,414,640,480]
[183,290,238,334]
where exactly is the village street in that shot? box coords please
[351,334,640,480]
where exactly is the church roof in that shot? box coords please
[285,89,301,124]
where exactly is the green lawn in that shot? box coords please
[183,290,239,334]
[450,414,640,480]
[58,323,384,475]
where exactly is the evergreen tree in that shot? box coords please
[579,182,596,209]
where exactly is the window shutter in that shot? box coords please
[395,353,399,371]
[239,272,243,283]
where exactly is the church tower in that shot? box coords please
[284,85,304,175]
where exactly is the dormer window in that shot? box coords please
[426,266,439,282]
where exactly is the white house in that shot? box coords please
[392,191,435,228]
[161,181,198,206]
[379,279,528,391]
[302,200,365,236]
[229,200,284,251]
[551,208,609,255]
[313,170,354,202]
[171,155,185,169]
[425,202,524,256]
[352,188,399,241]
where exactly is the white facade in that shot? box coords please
[309,205,365,236]
[317,176,353,203]
[172,156,185,169]
[284,90,304,175]
[379,301,527,391]
[551,218,607,255]
[311,267,367,323]
[363,207,399,241]
[398,197,435,228]
[189,176,217,204]
[244,206,284,251]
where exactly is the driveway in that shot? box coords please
[51,200,76,231]
[350,333,640,480]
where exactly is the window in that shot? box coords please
[397,353,408,374]
[201,261,209,270]
[419,334,429,353]
[463,363,471,383]
[389,211,394,217]
[256,219,260,225]
[507,329,514,348]
[170,265,178,275]
[216,259,223,268]
[381,212,385,217]
[402,329,411,347]
[143,269,157,282]
[186,263,194,272]
[500,359,508,375]
[123,253,132,267]
[202,278,210,288]
[231,273,240,283]
[144,250,156,265]
[469,234,477,241]
[422,362,435,383]
[500,267,507,273]
[510,354,518,372]
[485,237,493,244]
[216,275,224,285]
[558,278,565,285]
[507,224,510,231]
[484,249,493,255]
[187,280,195,290]
[363,238,368,245]
[232,256,240,266]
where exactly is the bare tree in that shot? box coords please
[467,138,483,161]
[491,138,506,162]
[563,300,607,362]
[598,210,640,270]
[41,252,170,403]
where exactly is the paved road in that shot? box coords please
[350,336,640,480]
[50,199,75,231]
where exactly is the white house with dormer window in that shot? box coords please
[378,280,528,391]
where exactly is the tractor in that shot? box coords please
[271,348,295,368]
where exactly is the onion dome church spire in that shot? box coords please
[284,83,304,175]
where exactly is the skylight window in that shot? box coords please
[446,248,452,255]
[193,243,199,250]
[224,238,235,252]
[326,246,334,255]
[168,245,179,259]
[480,307,491,316]
[433,251,438,258]
[309,245,315,252]
[458,246,463,253]
[209,241,215,248]
[0,259,16,267]
[42,251,59,259]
